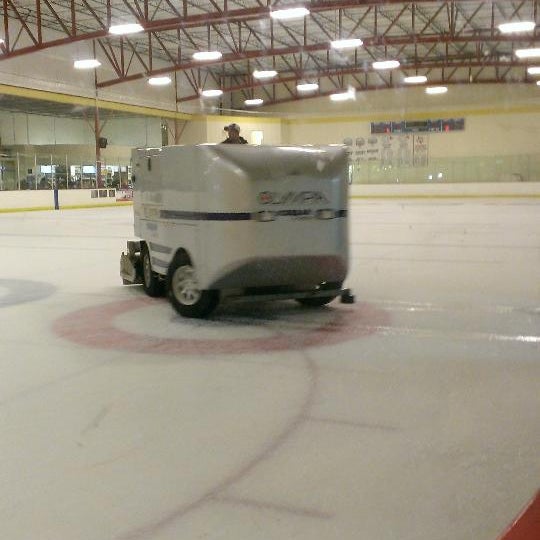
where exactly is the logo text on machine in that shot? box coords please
[258,191,329,205]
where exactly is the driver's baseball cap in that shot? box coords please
[224,123,241,132]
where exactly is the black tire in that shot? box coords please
[141,243,165,297]
[167,252,219,318]
[296,282,341,307]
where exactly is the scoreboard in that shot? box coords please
[371,118,465,134]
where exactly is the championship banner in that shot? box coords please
[346,134,428,168]
[115,188,134,201]
[413,135,429,167]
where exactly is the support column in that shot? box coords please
[94,40,102,189]
[94,104,102,189]
[16,152,20,190]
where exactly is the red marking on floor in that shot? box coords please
[52,297,389,355]
[498,491,540,540]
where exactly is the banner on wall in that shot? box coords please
[344,134,429,168]
[115,188,133,201]
[413,135,429,167]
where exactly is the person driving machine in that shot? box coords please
[221,123,248,144]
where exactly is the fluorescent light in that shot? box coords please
[515,48,540,59]
[331,38,363,50]
[330,90,353,102]
[425,86,448,95]
[527,66,540,75]
[253,70,277,79]
[245,98,264,106]
[498,21,535,34]
[373,60,400,70]
[192,50,222,61]
[270,7,310,20]
[73,59,101,69]
[201,89,223,97]
[297,82,319,92]
[148,76,172,86]
[109,23,144,35]
[404,75,427,84]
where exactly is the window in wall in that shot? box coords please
[250,130,264,145]
[161,123,168,146]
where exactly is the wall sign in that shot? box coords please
[371,118,465,134]
[345,134,429,168]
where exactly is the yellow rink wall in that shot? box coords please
[0,189,132,212]
[1,183,539,213]
[349,182,540,199]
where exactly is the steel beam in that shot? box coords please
[96,31,540,88]
[177,58,536,102]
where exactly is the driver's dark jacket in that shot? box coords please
[221,136,248,144]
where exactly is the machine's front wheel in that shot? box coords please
[141,243,165,297]
[168,253,218,318]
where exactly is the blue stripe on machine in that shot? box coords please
[161,210,251,220]
[160,209,347,221]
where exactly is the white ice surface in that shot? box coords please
[0,200,539,540]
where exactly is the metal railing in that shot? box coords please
[0,152,131,191]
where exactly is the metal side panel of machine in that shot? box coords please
[125,144,352,317]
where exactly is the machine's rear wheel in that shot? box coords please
[296,282,341,307]
[141,243,165,297]
[168,253,219,318]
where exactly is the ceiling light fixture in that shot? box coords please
[515,48,540,59]
[330,38,363,50]
[253,70,277,79]
[404,75,427,84]
[372,60,400,70]
[109,23,144,35]
[245,98,264,106]
[148,76,172,86]
[425,86,448,95]
[270,7,310,21]
[192,51,222,61]
[498,21,535,34]
[297,82,319,92]
[329,90,354,102]
[201,89,223,97]
[527,66,540,75]
[73,59,101,69]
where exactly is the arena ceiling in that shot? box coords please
[0,92,147,119]
[0,1,539,111]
